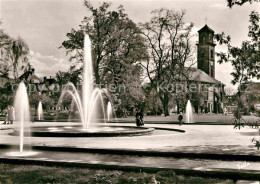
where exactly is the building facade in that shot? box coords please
[192,24,224,113]
[197,24,216,78]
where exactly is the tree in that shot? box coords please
[139,9,195,116]
[56,65,81,86]
[215,11,260,123]
[61,1,147,84]
[226,0,259,8]
[29,93,55,110]
[4,37,30,81]
[0,22,31,113]
[60,1,148,116]
[1,21,30,80]
[0,23,12,78]
[215,11,259,87]
[0,82,13,113]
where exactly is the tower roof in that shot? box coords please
[198,24,214,33]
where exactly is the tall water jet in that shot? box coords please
[14,82,31,153]
[107,102,112,122]
[57,35,109,129]
[37,101,43,120]
[82,35,95,129]
[185,100,193,123]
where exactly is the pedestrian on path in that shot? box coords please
[3,108,8,124]
[178,112,183,125]
[7,106,15,124]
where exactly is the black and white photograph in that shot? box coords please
[0,0,260,183]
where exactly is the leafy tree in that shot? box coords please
[29,93,55,110]
[215,11,260,123]
[227,0,259,7]
[61,1,147,84]
[52,65,82,109]
[56,65,81,86]
[60,1,148,116]
[0,83,13,113]
[215,11,259,91]
[139,9,195,116]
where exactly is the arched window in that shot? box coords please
[209,34,212,42]
[211,61,214,77]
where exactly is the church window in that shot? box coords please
[209,34,212,42]
[211,61,214,77]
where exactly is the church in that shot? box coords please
[187,24,224,114]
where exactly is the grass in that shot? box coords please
[0,164,235,184]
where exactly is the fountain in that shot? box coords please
[6,82,38,157]
[57,35,108,129]
[29,34,153,137]
[185,100,193,123]
[37,101,43,120]
[107,102,112,122]
[15,82,30,153]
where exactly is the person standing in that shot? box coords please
[135,109,144,126]
[178,112,183,125]
[7,106,15,124]
[3,108,8,124]
[139,110,144,126]
[224,107,228,115]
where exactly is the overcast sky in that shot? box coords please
[1,0,259,90]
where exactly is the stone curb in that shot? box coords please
[0,144,259,162]
[12,126,155,137]
[0,157,259,180]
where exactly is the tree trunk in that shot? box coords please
[177,101,180,114]
[160,93,169,116]
[94,61,100,85]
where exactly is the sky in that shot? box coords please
[0,0,259,90]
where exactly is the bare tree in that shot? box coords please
[0,25,12,78]
[139,9,196,116]
[4,37,29,81]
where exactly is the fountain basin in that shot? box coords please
[13,126,154,137]
[5,151,39,157]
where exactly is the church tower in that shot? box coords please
[197,25,216,78]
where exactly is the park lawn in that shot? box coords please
[0,164,235,184]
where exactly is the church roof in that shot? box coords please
[186,67,221,84]
[28,73,41,81]
[198,24,214,33]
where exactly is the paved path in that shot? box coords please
[0,117,260,180]
[0,149,259,180]
[0,121,259,156]
[116,114,260,123]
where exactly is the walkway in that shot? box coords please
[0,120,259,156]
